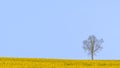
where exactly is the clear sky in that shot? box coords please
[0,0,120,60]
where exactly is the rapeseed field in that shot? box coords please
[0,57,120,68]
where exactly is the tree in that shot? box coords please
[83,35,103,60]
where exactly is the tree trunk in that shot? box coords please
[91,40,94,60]
[91,45,94,60]
[92,53,94,60]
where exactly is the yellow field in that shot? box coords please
[0,57,120,68]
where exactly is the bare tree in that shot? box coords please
[83,35,103,60]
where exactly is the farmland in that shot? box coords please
[0,57,120,68]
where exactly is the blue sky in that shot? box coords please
[0,0,120,60]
